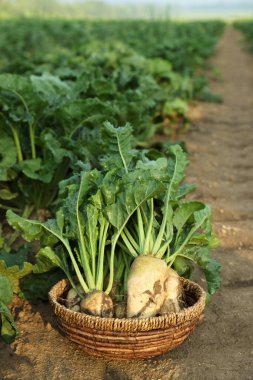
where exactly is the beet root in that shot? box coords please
[80,290,113,317]
[159,268,182,314]
[127,255,169,318]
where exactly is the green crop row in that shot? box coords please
[0,19,224,343]
[234,20,253,53]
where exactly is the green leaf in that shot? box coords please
[172,205,213,254]
[0,188,17,201]
[106,169,163,231]
[180,247,221,302]
[41,132,72,164]
[0,73,43,121]
[0,74,32,96]
[172,256,194,278]
[7,210,50,243]
[0,260,33,294]
[167,144,188,199]
[0,276,13,304]
[19,269,65,302]
[7,210,63,246]
[0,246,30,269]
[83,202,99,273]
[189,233,220,249]
[92,78,116,97]
[169,201,220,301]
[61,170,101,239]
[0,302,18,344]
[176,184,196,200]
[0,131,17,181]
[56,98,118,137]
[163,98,188,117]
[7,204,91,293]
[17,158,42,179]
[31,74,71,105]
[33,246,67,274]
[152,144,188,254]
[173,201,205,239]
[101,122,135,172]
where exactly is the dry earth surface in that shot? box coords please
[0,27,253,380]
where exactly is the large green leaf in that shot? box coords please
[61,170,102,239]
[169,204,220,302]
[0,275,18,344]
[17,158,42,180]
[0,260,33,294]
[7,210,50,242]
[101,122,135,172]
[33,246,67,274]
[0,246,30,269]
[41,132,72,165]
[7,196,94,292]
[0,131,17,181]
[0,74,43,121]
[31,74,71,105]
[6,209,63,245]
[172,205,213,253]
[15,131,74,184]
[0,302,18,344]
[0,276,13,305]
[173,201,205,240]
[0,188,17,201]
[20,269,65,302]
[106,169,163,231]
[0,74,32,96]
[166,144,188,200]
[151,144,189,255]
[181,247,221,303]
[56,98,118,137]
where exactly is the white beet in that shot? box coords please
[80,290,113,317]
[127,256,169,318]
[160,268,182,314]
[71,305,81,312]
[66,288,81,309]
[66,285,85,309]
[66,288,79,300]
[114,302,127,318]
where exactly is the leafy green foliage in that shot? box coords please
[6,124,220,303]
[0,276,12,305]
[0,73,94,216]
[6,168,113,295]
[0,131,17,182]
[0,20,224,223]
[0,259,33,294]
[234,21,253,54]
[98,128,220,300]
[101,122,135,172]
[0,276,18,343]
[20,269,65,302]
[0,19,224,341]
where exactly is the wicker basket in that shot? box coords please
[49,278,206,360]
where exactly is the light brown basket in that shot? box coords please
[49,278,206,360]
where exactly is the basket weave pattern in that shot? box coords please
[49,278,206,359]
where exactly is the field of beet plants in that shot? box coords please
[0,19,225,348]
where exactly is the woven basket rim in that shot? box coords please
[49,277,206,332]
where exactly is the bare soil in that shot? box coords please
[1,27,253,380]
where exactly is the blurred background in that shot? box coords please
[0,0,253,20]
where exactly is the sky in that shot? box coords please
[62,0,252,4]
[60,0,253,17]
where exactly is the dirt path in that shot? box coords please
[1,27,253,380]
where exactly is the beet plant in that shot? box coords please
[7,123,220,320]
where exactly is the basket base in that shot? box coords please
[49,278,206,360]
